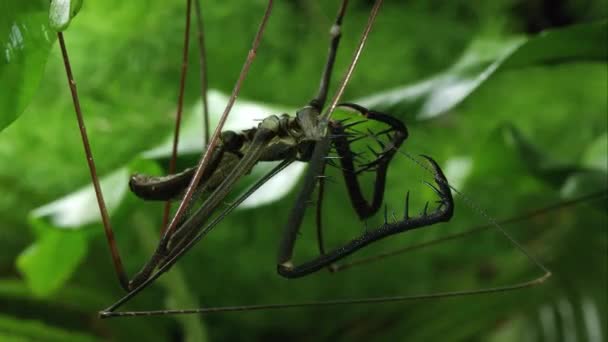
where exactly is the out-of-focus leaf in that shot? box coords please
[0,1,56,131]
[16,228,87,297]
[582,132,608,172]
[442,156,473,191]
[49,0,84,31]
[501,124,608,198]
[0,278,109,311]
[359,21,607,120]
[30,167,129,228]
[504,124,585,188]
[0,281,171,342]
[561,171,608,200]
[0,313,97,342]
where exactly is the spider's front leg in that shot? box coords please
[330,103,408,220]
[277,139,454,278]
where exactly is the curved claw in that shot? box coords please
[418,154,454,220]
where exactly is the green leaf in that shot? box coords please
[359,21,607,120]
[561,170,608,200]
[16,227,87,297]
[504,124,584,188]
[0,1,56,132]
[582,132,608,172]
[503,125,608,195]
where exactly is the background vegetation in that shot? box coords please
[1,0,606,341]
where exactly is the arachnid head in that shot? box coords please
[296,106,327,141]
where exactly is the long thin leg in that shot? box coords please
[59,0,195,291]
[57,33,130,291]
[193,0,210,147]
[161,0,193,235]
[321,0,383,122]
[166,124,279,251]
[101,161,582,318]
[309,0,349,111]
[278,135,333,269]
[60,0,274,293]
[315,160,328,256]
[102,271,549,317]
[156,0,274,260]
[278,0,385,274]
[100,158,295,318]
[278,156,453,278]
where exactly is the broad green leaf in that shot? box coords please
[16,227,87,297]
[0,1,56,131]
[359,21,607,120]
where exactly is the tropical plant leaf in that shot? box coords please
[358,21,607,120]
[0,1,56,131]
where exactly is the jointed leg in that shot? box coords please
[156,0,274,267]
[57,32,130,291]
[315,103,407,262]
[309,0,349,111]
[278,155,454,278]
[331,103,408,219]
[161,0,194,235]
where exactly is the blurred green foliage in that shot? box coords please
[1,1,607,341]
